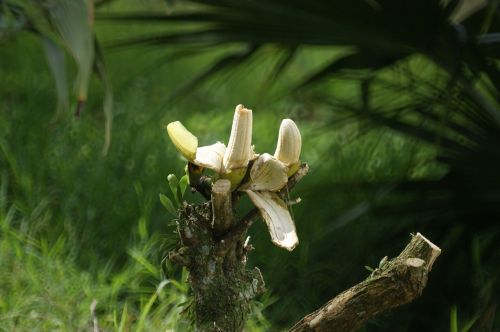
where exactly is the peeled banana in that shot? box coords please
[166,121,198,161]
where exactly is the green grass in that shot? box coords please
[0,194,271,331]
[0,203,188,331]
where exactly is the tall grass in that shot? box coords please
[0,200,183,330]
[0,175,272,331]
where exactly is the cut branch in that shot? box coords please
[289,232,441,332]
[211,179,233,232]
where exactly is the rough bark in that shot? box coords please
[168,164,308,331]
[289,232,441,332]
[169,202,264,332]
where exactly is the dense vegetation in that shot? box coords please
[1,0,499,331]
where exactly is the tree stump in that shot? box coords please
[168,164,308,331]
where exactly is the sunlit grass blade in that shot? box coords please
[118,302,128,332]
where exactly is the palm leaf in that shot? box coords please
[41,36,69,117]
[48,0,94,111]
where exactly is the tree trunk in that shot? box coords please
[169,201,265,332]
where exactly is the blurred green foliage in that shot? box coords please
[1,0,499,331]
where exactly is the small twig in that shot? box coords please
[283,163,309,192]
[192,176,212,201]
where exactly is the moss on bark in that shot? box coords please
[169,202,264,332]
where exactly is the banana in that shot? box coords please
[245,153,288,192]
[244,190,298,251]
[274,119,301,167]
[195,142,226,173]
[223,104,253,171]
[166,121,198,161]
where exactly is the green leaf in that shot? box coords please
[136,291,158,332]
[117,302,128,332]
[128,248,159,276]
[94,38,114,156]
[136,281,169,332]
[170,44,260,99]
[159,193,177,216]
[364,265,374,272]
[460,314,480,332]
[300,50,406,88]
[41,37,69,117]
[137,216,148,240]
[179,174,189,198]
[167,174,179,204]
[450,306,458,332]
[49,0,94,104]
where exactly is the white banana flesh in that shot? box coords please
[244,190,299,251]
[223,104,253,171]
[195,142,226,173]
[244,153,288,192]
[166,121,198,161]
[274,119,301,166]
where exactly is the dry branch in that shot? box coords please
[289,232,441,332]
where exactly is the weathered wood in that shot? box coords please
[289,232,441,332]
[211,179,233,233]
